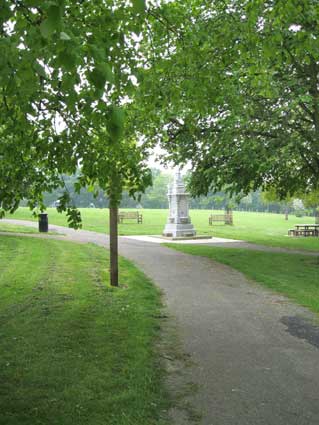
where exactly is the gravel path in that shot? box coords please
[2,219,319,425]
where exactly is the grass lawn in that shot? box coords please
[166,244,319,314]
[6,207,319,251]
[0,222,39,233]
[0,235,169,425]
[0,222,60,235]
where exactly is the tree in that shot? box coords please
[262,189,293,220]
[301,189,319,223]
[142,170,170,208]
[133,0,319,199]
[0,0,151,286]
[78,132,151,286]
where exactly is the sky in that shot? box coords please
[147,144,190,175]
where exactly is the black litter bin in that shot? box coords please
[38,213,48,233]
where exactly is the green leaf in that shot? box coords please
[132,0,146,14]
[108,106,125,142]
[101,63,114,84]
[58,50,76,70]
[33,61,47,78]
[89,63,114,90]
[0,2,12,24]
[111,106,125,127]
[60,32,71,41]
[90,45,105,62]
[89,68,106,90]
[40,19,54,38]
[25,0,43,5]
[40,6,62,38]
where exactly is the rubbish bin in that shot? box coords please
[38,213,48,233]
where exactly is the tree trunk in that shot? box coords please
[315,209,319,224]
[109,201,119,287]
[285,206,289,221]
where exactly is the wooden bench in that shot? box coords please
[209,211,233,225]
[118,211,143,224]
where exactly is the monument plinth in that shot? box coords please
[162,171,196,238]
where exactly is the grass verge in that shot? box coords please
[0,223,40,234]
[166,244,319,314]
[0,235,169,425]
[0,222,60,235]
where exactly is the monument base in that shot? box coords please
[159,235,212,241]
[162,223,196,238]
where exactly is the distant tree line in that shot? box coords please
[22,169,317,217]
[35,169,171,209]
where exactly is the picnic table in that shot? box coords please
[288,224,319,237]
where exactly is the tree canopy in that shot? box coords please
[2,0,319,221]
[0,0,150,226]
[134,0,319,199]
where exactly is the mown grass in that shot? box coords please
[166,244,319,314]
[0,222,39,234]
[0,235,169,425]
[6,207,319,251]
[0,222,60,235]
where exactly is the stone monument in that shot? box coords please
[162,171,196,238]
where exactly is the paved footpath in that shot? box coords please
[2,220,319,425]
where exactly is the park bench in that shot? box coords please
[209,211,233,225]
[118,211,143,224]
[288,224,319,237]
